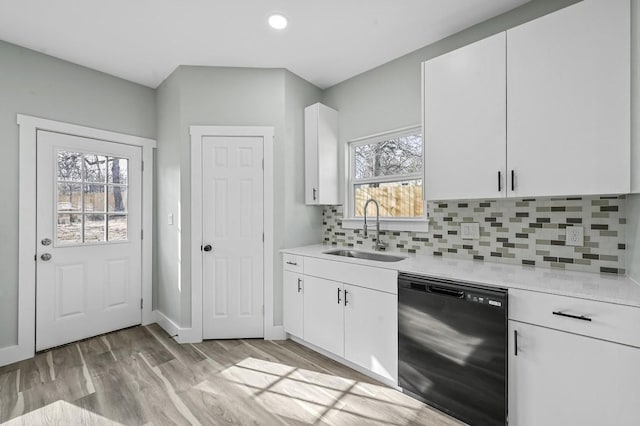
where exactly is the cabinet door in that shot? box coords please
[303,276,344,356]
[283,271,304,338]
[424,32,506,201]
[344,284,397,382]
[304,103,339,205]
[506,0,630,197]
[304,104,320,205]
[509,321,640,426]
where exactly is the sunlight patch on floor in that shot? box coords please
[207,356,425,426]
[2,400,123,426]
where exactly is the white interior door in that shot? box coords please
[202,136,264,339]
[36,130,142,351]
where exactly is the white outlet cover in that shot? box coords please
[566,226,584,247]
[461,222,480,240]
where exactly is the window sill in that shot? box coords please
[341,218,429,233]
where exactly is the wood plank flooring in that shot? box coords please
[0,325,463,425]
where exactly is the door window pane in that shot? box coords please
[107,186,127,212]
[57,183,82,212]
[108,158,128,184]
[57,214,82,244]
[84,155,107,183]
[84,185,106,212]
[57,152,83,182]
[108,215,128,241]
[84,214,106,242]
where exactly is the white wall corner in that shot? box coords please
[153,310,202,344]
[264,326,286,341]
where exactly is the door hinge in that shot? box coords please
[141,160,144,172]
[140,298,143,309]
[262,232,264,242]
[262,158,264,170]
[141,229,144,240]
[34,254,37,261]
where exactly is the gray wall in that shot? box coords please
[322,0,579,201]
[154,66,322,327]
[0,40,156,349]
[155,70,183,322]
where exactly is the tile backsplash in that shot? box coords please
[322,196,626,274]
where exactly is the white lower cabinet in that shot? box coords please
[283,271,304,338]
[344,284,397,382]
[508,321,640,426]
[303,275,345,356]
[283,255,398,384]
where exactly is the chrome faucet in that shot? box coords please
[363,198,387,251]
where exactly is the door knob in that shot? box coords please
[203,244,213,252]
[40,253,52,261]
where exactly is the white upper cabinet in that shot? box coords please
[305,103,339,205]
[507,0,630,197]
[424,33,507,201]
[423,0,630,200]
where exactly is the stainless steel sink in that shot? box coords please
[323,249,406,262]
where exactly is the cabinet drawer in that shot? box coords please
[509,288,640,348]
[283,254,303,273]
[303,257,397,294]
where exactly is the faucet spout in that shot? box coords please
[363,198,387,251]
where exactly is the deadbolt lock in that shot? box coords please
[41,238,52,246]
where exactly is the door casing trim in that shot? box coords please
[189,125,279,343]
[1,114,156,367]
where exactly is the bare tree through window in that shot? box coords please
[56,150,129,244]
[351,131,424,218]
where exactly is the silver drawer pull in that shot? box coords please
[552,311,592,322]
[286,261,297,266]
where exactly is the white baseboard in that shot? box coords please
[0,342,33,368]
[288,335,399,390]
[153,310,202,344]
[264,325,286,340]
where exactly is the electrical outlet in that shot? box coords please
[461,222,480,240]
[566,226,584,246]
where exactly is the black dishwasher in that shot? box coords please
[398,273,508,426]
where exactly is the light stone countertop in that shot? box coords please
[281,244,640,308]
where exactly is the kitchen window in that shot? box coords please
[343,126,427,232]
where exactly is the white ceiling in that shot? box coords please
[0,0,529,89]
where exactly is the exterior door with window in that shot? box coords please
[202,135,264,339]
[36,130,142,351]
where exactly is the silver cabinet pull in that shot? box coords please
[286,261,297,266]
[297,278,302,293]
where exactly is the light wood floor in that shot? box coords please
[0,325,462,425]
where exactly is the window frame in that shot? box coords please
[343,125,428,232]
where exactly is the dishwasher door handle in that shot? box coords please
[428,285,465,299]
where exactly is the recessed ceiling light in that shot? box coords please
[268,14,288,30]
